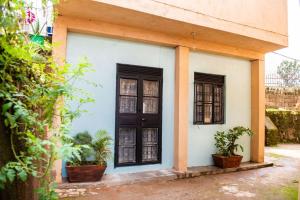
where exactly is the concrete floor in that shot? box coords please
[63,145,300,200]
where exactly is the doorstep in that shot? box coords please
[175,162,274,178]
[56,162,273,198]
[58,169,177,189]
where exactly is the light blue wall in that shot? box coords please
[188,51,251,167]
[63,32,175,177]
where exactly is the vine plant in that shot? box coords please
[0,1,95,199]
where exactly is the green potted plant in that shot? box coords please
[66,130,112,182]
[26,9,47,45]
[212,126,253,168]
[30,21,46,45]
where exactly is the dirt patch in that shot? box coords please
[61,146,300,200]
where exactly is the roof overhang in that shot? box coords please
[56,0,288,55]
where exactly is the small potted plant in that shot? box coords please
[26,10,46,45]
[212,126,253,168]
[66,130,112,182]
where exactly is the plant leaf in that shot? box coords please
[2,102,13,114]
[18,169,27,182]
[0,172,6,183]
[6,169,16,183]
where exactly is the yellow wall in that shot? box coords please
[153,0,288,36]
[95,0,288,48]
[57,0,288,53]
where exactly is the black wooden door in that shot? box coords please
[115,64,163,167]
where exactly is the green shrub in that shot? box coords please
[266,110,300,143]
[265,129,280,146]
[93,130,113,166]
[72,131,93,163]
[69,130,112,166]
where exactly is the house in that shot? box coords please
[52,0,288,182]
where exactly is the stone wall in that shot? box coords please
[266,87,300,111]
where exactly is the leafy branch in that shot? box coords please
[0,1,97,199]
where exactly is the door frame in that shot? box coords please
[114,63,163,167]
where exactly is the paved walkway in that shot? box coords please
[63,144,300,200]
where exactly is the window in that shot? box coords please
[194,72,225,124]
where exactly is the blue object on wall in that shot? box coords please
[47,26,53,36]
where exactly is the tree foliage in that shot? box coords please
[0,0,95,199]
[277,60,300,87]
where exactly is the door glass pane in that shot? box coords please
[143,97,159,114]
[204,104,212,123]
[119,78,137,113]
[118,128,136,163]
[142,128,158,162]
[120,79,137,96]
[143,80,159,97]
[119,96,137,113]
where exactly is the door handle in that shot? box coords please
[141,118,147,121]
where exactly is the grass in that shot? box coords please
[266,153,287,158]
[281,185,298,200]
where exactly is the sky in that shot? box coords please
[265,0,300,74]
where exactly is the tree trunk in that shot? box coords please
[0,116,38,200]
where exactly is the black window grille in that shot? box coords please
[194,73,225,124]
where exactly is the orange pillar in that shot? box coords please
[174,46,189,172]
[52,17,68,183]
[250,59,265,163]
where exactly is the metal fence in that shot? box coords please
[265,74,300,88]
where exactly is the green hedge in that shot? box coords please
[266,109,300,144]
[265,129,280,146]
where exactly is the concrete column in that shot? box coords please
[51,17,68,183]
[250,59,265,163]
[174,46,189,172]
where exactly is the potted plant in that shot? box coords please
[212,126,253,168]
[25,9,47,45]
[66,130,112,182]
[30,21,46,45]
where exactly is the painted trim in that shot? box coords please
[250,59,265,163]
[55,16,263,60]
[174,46,189,172]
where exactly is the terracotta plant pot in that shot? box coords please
[212,154,243,168]
[66,164,106,182]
